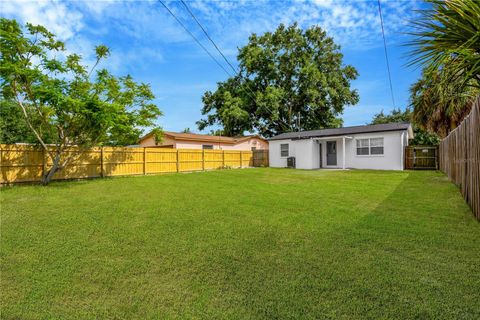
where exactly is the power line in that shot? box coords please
[377,0,396,108]
[178,0,267,110]
[159,0,293,131]
[158,0,233,77]
[180,0,238,75]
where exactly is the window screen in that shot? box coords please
[356,139,369,155]
[280,144,289,157]
[202,145,214,150]
[370,138,384,155]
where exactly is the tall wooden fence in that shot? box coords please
[0,146,269,184]
[439,96,480,220]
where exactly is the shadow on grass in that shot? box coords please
[317,170,479,318]
[194,171,479,319]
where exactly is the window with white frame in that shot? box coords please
[356,138,384,155]
[280,144,289,157]
[370,138,384,155]
[356,139,370,155]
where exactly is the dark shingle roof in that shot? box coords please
[269,122,411,141]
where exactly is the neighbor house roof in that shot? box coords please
[268,122,412,141]
[139,131,266,144]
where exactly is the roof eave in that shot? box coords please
[269,127,411,141]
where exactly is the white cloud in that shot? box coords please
[77,0,116,15]
[1,0,420,79]
[106,47,164,74]
[183,0,420,52]
[3,0,419,58]
[73,0,191,43]
[312,0,334,8]
[2,0,84,41]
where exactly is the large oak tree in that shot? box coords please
[197,23,359,137]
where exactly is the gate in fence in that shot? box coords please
[252,149,269,167]
[404,146,438,170]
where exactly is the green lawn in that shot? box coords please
[1,168,479,319]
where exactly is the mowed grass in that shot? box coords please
[1,168,479,319]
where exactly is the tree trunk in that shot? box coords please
[41,150,61,185]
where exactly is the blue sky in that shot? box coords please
[3,0,425,134]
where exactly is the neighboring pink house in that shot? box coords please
[139,131,268,150]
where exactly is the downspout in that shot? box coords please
[400,132,405,170]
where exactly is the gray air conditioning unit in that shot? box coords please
[287,157,296,168]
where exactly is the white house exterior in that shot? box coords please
[269,123,413,171]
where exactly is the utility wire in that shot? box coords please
[158,0,233,77]
[159,0,293,131]
[179,0,266,109]
[180,0,238,75]
[377,0,396,108]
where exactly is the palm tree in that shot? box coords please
[407,0,480,137]
[408,0,480,86]
[409,65,479,137]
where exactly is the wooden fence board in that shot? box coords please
[439,96,480,220]
[204,150,224,170]
[0,145,269,184]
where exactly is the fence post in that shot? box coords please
[202,149,205,171]
[413,149,416,169]
[240,151,243,168]
[176,149,180,172]
[222,149,225,168]
[143,147,147,175]
[100,147,104,178]
[42,148,46,179]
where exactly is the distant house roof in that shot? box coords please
[139,131,267,145]
[269,122,412,141]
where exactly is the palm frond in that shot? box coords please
[407,0,480,86]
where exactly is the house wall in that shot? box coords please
[268,139,314,169]
[269,140,293,168]
[344,131,405,170]
[140,136,176,147]
[140,136,268,150]
[230,137,269,150]
[294,139,315,169]
[175,140,223,149]
[318,138,344,169]
[269,130,408,170]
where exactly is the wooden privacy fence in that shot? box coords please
[439,96,480,220]
[0,146,269,184]
[404,146,438,170]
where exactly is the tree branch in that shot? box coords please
[13,88,55,160]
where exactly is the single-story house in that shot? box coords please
[139,131,269,150]
[268,122,413,170]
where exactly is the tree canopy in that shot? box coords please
[407,0,480,137]
[197,23,359,137]
[0,19,162,184]
[408,0,480,87]
[0,99,55,144]
[409,66,478,138]
[370,107,440,146]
